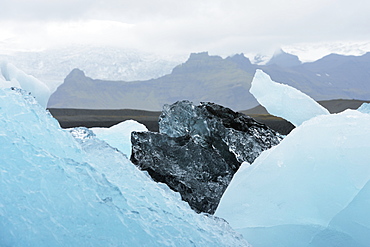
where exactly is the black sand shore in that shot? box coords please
[48,108,295,135]
[47,99,369,135]
[48,108,162,132]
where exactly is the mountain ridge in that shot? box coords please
[48,51,370,111]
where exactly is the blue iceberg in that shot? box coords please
[216,70,370,246]
[0,88,249,247]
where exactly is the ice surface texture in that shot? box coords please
[131,100,281,214]
[250,69,330,126]
[0,61,51,108]
[0,88,249,247]
[216,110,370,247]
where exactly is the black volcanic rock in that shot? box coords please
[130,101,282,214]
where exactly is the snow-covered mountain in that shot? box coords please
[0,45,185,93]
[248,41,370,64]
[282,41,370,62]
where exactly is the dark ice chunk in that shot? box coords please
[131,101,282,214]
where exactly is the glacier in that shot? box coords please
[216,99,370,244]
[0,61,51,108]
[0,46,184,93]
[0,88,249,247]
[250,69,330,126]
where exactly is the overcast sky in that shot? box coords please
[0,0,369,59]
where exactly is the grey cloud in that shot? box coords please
[0,0,96,21]
[0,0,212,22]
[0,0,369,57]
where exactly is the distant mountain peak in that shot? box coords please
[63,68,88,84]
[69,68,85,76]
[69,68,86,77]
[228,53,251,63]
[171,52,225,74]
[188,51,210,59]
[226,53,252,70]
[266,48,302,67]
[186,52,224,63]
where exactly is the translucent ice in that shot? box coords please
[90,120,148,156]
[0,88,249,247]
[215,110,370,246]
[309,179,370,247]
[357,102,370,114]
[0,61,51,108]
[250,69,329,126]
